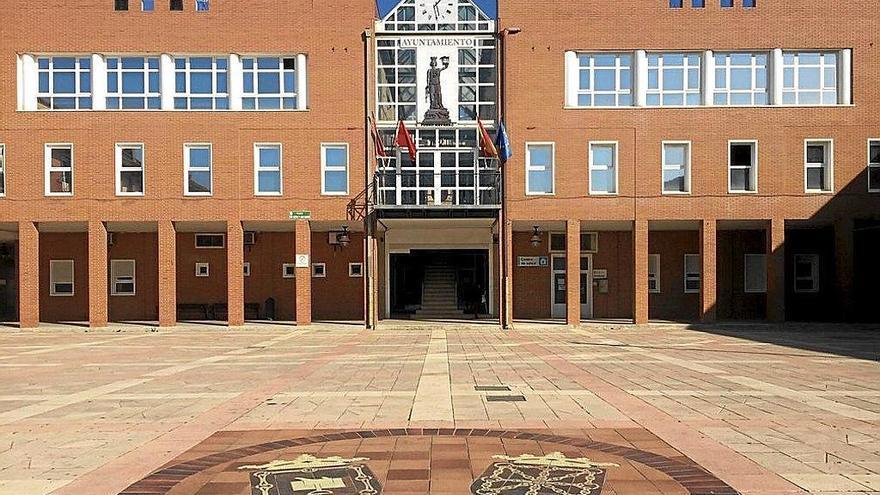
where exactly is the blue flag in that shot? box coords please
[494,121,512,162]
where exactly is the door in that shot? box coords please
[551,254,566,318]
[580,254,593,319]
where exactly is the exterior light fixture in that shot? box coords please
[336,225,351,248]
[530,225,542,247]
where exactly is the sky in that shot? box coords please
[376,0,497,18]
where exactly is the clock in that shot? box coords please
[416,0,456,22]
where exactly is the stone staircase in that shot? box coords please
[414,263,464,319]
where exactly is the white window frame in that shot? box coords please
[36,56,92,110]
[243,262,251,277]
[49,259,75,296]
[713,52,769,106]
[661,141,691,195]
[115,143,145,196]
[525,142,555,196]
[588,141,618,195]
[254,143,283,196]
[282,263,297,278]
[45,143,74,197]
[647,53,702,107]
[173,56,228,110]
[0,144,5,197]
[793,254,819,293]
[141,0,154,11]
[105,56,161,110]
[648,254,660,293]
[241,56,299,110]
[580,232,599,253]
[728,140,758,193]
[868,139,880,193]
[575,53,634,108]
[804,139,833,193]
[743,253,767,294]
[320,143,349,195]
[194,233,225,249]
[110,259,137,296]
[184,143,213,196]
[349,262,364,278]
[684,253,700,293]
[311,263,326,278]
[782,51,838,106]
[195,262,210,277]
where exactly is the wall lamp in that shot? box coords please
[336,225,351,248]
[530,225,542,247]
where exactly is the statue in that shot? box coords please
[422,56,452,126]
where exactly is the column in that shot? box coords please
[18,221,39,328]
[700,219,717,323]
[365,231,378,329]
[766,219,785,322]
[226,221,245,326]
[632,219,649,324]
[839,49,852,105]
[21,54,38,111]
[564,51,578,107]
[565,220,580,326]
[701,50,715,107]
[159,53,175,110]
[770,48,784,106]
[296,54,308,110]
[91,54,107,110]
[295,220,312,326]
[228,53,243,111]
[502,218,514,329]
[88,220,108,328]
[634,50,648,107]
[834,218,854,321]
[158,220,177,327]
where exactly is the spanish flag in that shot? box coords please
[395,120,417,162]
[478,118,498,158]
[370,115,387,158]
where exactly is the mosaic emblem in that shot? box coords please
[239,454,381,495]
[470,452,618,495]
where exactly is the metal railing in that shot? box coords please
[374,157,502,208]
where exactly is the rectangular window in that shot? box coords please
[377,41,417,122]
[728,141,757,193]
[110,259,136,296]
[647,53,701,106]
[549,233,566,252]
[782,52,838,105]
[692,0,705,6]
[195,262,209,277]
[174,57,229,110]
[526,143,554,195]
[684,254,700,293]
[194,233,224,248]
[37,56,92,110]
[457,40,497,121]
[868,140,880,192]
[793,254,819,293]
[720,0,733,6]
[714,52,768,106]
[311,263,326,278]
[321,143,349,195]
[669,0,683,6]
[195,0,209,10]
[589,142,617,194]
[142,0,155,10]
[242,57,298,110]
[254,144,282,195]
[281,263,296,278]
[49,260,74,296]
[243,262,251,277]
[744,254,767,293]
[45,144,73,196]
[0,144,5,197]
[580,232,598,253]
[662,142,690,194]
[648,254,660,293]
[575,53,632,107]
[115,0,129,10]
[743,0,756,7]
[106,56,160,110]
[349,263,364,277]
[115,143,144,196]
[170,0,183,10]
[184,144,212,195]
[804,140,833,193]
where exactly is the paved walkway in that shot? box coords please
[0,321,877,494]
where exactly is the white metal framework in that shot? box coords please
[379,0,494,32]
[115,143,145,196]
[713,52,768,105]
[647,53,701,106]
[173,56,229,110]
[44,143,74,196]
[575,53,633,107]
[106,56,161,110]
[37,56,92,110]
[782,52,838,105]
[242,57,298,110]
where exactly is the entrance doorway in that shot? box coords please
[389,249,489,318]
[550,254,593,319]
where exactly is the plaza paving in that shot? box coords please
[0,321,877,494]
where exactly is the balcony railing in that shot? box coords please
[374,157,501,209]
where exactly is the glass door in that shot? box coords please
[551,254,566,318]
[580,255,593,319]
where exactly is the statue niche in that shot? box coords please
[422,56,452,126]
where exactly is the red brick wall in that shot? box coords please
[108,232,159,322]
[39,232,88,323]
[511,232,551,319]
[311,232,365,321]
[717,230,766,320]
[591,232,633,319]
[243,232,297,321]
[648,231,700,321]
[175,232,227,306]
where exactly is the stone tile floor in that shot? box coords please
[0,321,876,494]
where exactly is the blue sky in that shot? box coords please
[377,0,497,18]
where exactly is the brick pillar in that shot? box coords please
[633,219,649,324]
[565,220,580,326]
[365,232,379,329]
[18,221,39,328]
[226,221,245,327]
[88,220,108,328]
[502,218,514,329]
[158,221,177,327]
[700,219,717,323]
[834,218,854,322]
[295,220,312,326]
[766,219,785,322]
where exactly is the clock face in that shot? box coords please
[416,0,456,22]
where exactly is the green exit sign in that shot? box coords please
[288,210,311,220]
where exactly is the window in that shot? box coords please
[321,144,349,195]
[458,40,497,121]
[782,52,838,105]
[115,144,144,195]
[170,0,183,10]
[106,57,160,110]
[576,53,632,107]
[195,0,208,10]
[115,0,129,11]
[243,262,251,277]
[0,144,5,197]
[242,57,298,110]
[526,143,554,195]
[195,262,209,277]
[549,233,566,252]
[744,254,767,293]
[376,41,417,122]
[743,0,756,7]
[662,142,690,194]
[45,144,73,196]
[728,141,757,193]
[669,0,683,6]
[311,263,326,278]
[37,56,92,110]
[714,53,768,106]
[793,254,819,293]
[648,254,660,293]
[254,144,282,195]
[580,232,598,253]
[868,140,880,192]
[589,142,617,194]
[194,233,224,248]
[684,254,700,293]
[142,0,155,10]
[110,260,136,296]
[174,57,228,110]
[279,263,295,278]
[49,260,74,296]
[693,0,705,7]
[647,53,701,106]
[184,144,212,195]
[804,140,833,193]
[349,263,364,278]
[720,0,733,6]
